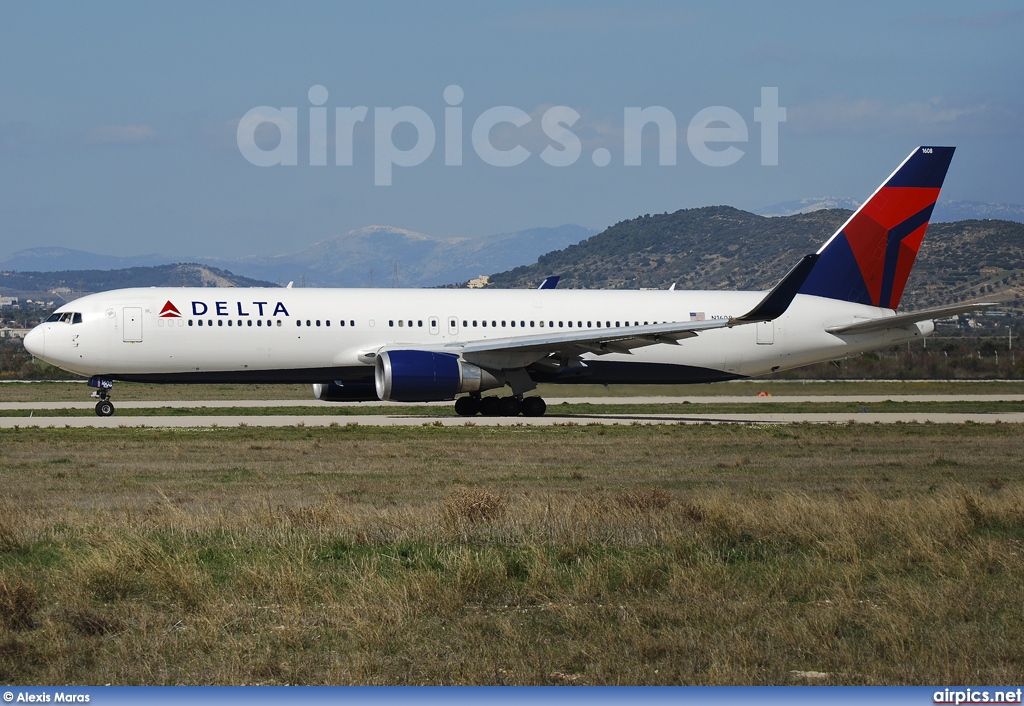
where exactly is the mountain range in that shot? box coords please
[4,208,1023,322]
[757,198,1024,223]
[0,224,596,289]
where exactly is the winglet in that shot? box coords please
[730,254,819,326]
[538,276,560,290]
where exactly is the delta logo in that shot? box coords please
[159,301,182,318]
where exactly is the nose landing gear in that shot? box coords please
[88,376,115,417]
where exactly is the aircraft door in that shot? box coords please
[756,320,774,345]
[123,307,143,342]
[447,316,459,336]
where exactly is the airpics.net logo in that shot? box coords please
[236,86,786,185]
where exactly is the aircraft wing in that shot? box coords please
[400,253,819,364]
[826,302,996,335]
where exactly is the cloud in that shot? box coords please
[788,96,992,136]
[84,124,160,145]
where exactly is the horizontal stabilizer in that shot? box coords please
[826,302,996,335]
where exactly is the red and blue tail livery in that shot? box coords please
[799,146,955,310]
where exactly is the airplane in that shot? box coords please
[23,146,991,418]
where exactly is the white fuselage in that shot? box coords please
[24,286,930,388]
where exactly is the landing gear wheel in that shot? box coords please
[499,396,521,417]
[454,396,480,417]
[95,400,115,417]
[521,396,547,417]
[479,396,502,416]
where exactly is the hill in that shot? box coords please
[0,263,277,300]
[0,247,168,272]
[487,207,1024,314]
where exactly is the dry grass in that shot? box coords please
[1,423,1023,684]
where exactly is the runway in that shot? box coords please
[1,395,1022,428]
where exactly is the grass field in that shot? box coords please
[2,422,1023,685]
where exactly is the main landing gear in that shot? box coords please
[88,376,115,417]
[454,394,547,417]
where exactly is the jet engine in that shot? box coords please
[374,350,504,402]
[312,381,379,402]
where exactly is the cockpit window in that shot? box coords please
[47,312,82,324]
[72,313,82,324]
[46,313,62,322]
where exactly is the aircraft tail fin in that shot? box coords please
[798,146,955,310]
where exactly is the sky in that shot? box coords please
[1,1,1022,261]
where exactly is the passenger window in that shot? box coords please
[408,321,413,327]
[501,320,506,327]
[188,320,194,327]
[326,320,330,327]
[247,320,252,327]
[398,320,403,327]
[389,320,394,327]
[510,321,515,327]
[340,320,345,326]
[482,321,487,327]
[350,320,355,326]
[316,320,321,327]
[558,321,563,327]
[530,321,535,327]
[418,320,423,327]
[277,320,282,327]
[219,320,224,327]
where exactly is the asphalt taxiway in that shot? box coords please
[1,395,1022,428]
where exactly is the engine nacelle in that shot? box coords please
[374,350,504,402]
[312,381,379,402]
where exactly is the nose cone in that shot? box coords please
[23,326,45,358]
